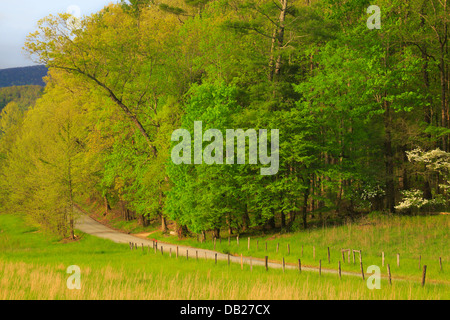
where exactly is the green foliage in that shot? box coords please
[1,0,449,238]
[0,85,43,112]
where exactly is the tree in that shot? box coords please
[1,71,90,238]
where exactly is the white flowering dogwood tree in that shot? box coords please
[396,148,448,212]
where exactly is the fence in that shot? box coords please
[127,238,444,287]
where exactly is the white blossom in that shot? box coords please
[397,148,450,211]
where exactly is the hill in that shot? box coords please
[0,65,48,88]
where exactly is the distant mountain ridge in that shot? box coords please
[0,65,48,88]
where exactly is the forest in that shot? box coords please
[0,0,449,240]
[0,85,43,112]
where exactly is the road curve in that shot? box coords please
[75,213,361,277]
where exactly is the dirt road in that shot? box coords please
[75,213,362,277]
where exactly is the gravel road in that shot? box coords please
[75,213,361,277]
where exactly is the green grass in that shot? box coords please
[0,213,448,300]
[148,213,450,284]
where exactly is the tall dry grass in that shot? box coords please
[0,259,446,300]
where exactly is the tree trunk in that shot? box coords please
[161,214,168,233]
[382,42,395,213]
[104,195,110,217]
[384,98,396,213]
[440,50,448,151]
[213,228,220,240]
[280,211,286,229]
[268,28,278,81]
[268,0,288,82]
[176,223,189,239]
[227,213,233,235]
[274,0,288,79]
[440,54,448,151]
[242,204,250,232]
[424,180,433,200]
[120,201,127,221]
[302,180,310,230]
[268,209,276,230]
[67,117,75,240]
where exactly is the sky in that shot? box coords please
[0,0,115,69]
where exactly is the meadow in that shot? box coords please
[0,213,448,300]
[113,211,450,284]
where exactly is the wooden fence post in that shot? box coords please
[422,265,427,287]
[186,250,189,260]
[265,256,269,271]
[196,250,198,261]
[440,257,443,271]
[319,260,322,276]
[276,243,279,253]
[215,253,217,265]
[352,250,356,264]
[327,247,330,263]
[282,257,285,273]
[339,261,342,280]
[341,249,350,263]
[360,261,364,280]
[288,244,290,255]
[161,246,163,255]
[298,259,302,273]
[387,264,392,285]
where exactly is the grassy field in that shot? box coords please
[0,213,449,300]
[109,211,450,284]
